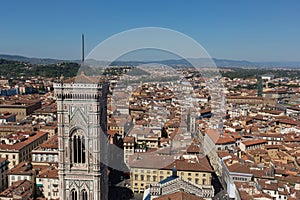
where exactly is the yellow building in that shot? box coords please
[129,154,214,193]
[0,131,48,169]
[0,100,41,122]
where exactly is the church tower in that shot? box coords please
[54,34,109,200]
[54,74,109,200]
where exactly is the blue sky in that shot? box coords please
[1,0,300,61]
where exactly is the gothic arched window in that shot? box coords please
[72,130,86,164]
[82,189,88,200]
[71,189,77,200]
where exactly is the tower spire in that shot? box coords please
[82,33,85,67]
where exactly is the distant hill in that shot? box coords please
[109,58,300,69]
[0,54,80,65]
[0,58,80,78]
[0,54,299,68]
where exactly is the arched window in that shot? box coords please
[71,189,77,200]
[72,130,86,164]
[82,189,88,200]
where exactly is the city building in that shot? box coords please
[31,135,58,165]
[143,167,214,200]
[7,162,49,187]
[221,157,253,199]
[0,179,34,200]
[36,166,59,199]
[129,154,214,194]
[0,158,8,192]
[0,131,48,169]
[54,72,109,200]
[0,100,41,122]
[123,136,135,165]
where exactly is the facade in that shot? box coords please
[0,100,41,122]
[7,162,34,187]
[203,129,238,176]
[129,154,214,194]
[39,123,58,138]
[0,131,48,169]
[123,136,135,165]
[143,168,214,200]
[221,158,253,199]
[36,166,59,199]
[0,158,8,192]
[54,73,109,200]
[31,135,58,165]
[240,139,267,152]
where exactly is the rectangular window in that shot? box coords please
[153,176,156,182]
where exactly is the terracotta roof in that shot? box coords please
[123,136,135,143]
[215,136,236,145]
[36,166,58,179]
[129,154,176,169]
[39,135,58,149]
[227,163,251,174]
[162,156,214,173]
[0,131,48,151]
[206,129,221,144]
[8,161,48,176]
[0,179,33,198]
[217,150,231,158]
[242,139,266,147]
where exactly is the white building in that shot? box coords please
[36,166,59,199]
[31,135,58,165]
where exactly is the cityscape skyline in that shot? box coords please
[0,1,300,200]
[1,1,300,62]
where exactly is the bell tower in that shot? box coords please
[54,34,109,200]
[54,74,109,200]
